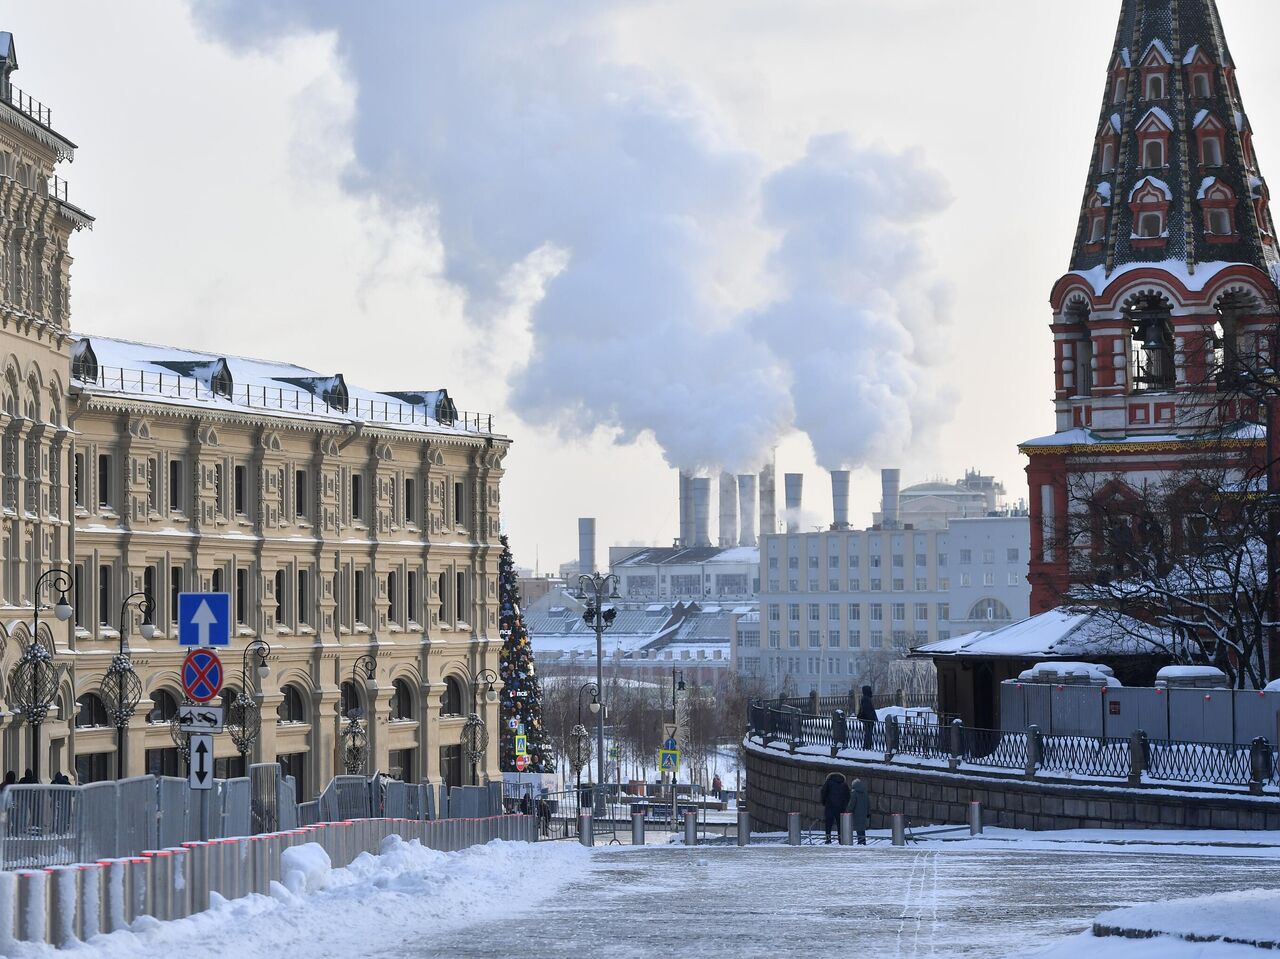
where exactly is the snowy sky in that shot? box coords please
[10,0,1280,569]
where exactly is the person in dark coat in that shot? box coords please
[536,797,552,837]
[819,772,851,843]
[519,791,532,816]
[857,685,877,749]
[0,771,14,793]
[847,778,870,845]
[18,769,35,784]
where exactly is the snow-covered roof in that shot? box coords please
[1129,175,1172,202]
[1022,421,1264,451]
[916,607,1166,660]
[1142,38,1173,65]
[1109,113,1122,134]
[1067,259,1261,296]
[1182,44,1200,65]
[1138,106,1173,130]
[71,334,495,439]
[1096,182,1112,205]
[1197,176,1219,200]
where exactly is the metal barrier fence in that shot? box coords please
[0,813,537,948]
[748,700,1280,791]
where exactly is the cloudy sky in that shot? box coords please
[9,1,1280,569]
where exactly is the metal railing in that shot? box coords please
[747,699,1280,792]
[2,84,52,128]
[80,365,497,435]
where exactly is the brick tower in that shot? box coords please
[1022,0,1280,612]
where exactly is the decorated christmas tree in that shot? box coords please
[498,535,552,771]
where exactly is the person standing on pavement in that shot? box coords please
[819,771,850,844]
[847,778,870,845]
[711,774,722,800]
[857,685,877,749]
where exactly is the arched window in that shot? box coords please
[1129,177,1171,246]
[1100,141,1116,173]
[1113,75,1128,103]
[390,679,414,721]
[277,684,306,724]
[1145,73,1164,100]
[1127,294,1175,390]
[1192,72,1211,98]
[148,689,179,724]
[1143,140,1164,169]
[1200,178,1238,242]
[439,676,464,717]
[1138,212,1164,237]
[966,599,1013,622]
[1207,209,1232,235]
[340,680,362,718]
[75,693,109,729]
[1089,216,1106,243]
[1202,137,1223,167]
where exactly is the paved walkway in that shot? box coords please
[409,844,1279,958]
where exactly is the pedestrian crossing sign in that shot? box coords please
[515,734,528,757]
[659,748,680,772]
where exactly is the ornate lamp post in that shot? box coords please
[100,591,154,779]
[342,654,376,775]
[228,639,272,762]
[574,682,600,806]
[578,572,618,795]
[463,667,498,784]
[9,568,73,781]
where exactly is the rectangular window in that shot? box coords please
[236,567,248,625]
[73,452,85,508]
[388,570,399,623]
[892,578,904,591]
[97,454,111,508]
[808,630,820,648]
[788,603,799,621]
[870,556,881,568]
[892,554,904,568]
[768,557,778,569]
[274,569,284,623]
[354,570,367,626]
[404,478,416,525]
[213,463,224,516]
[1006,548,1019,562]
[787,557,799,570]
[768,604,780,621]
[849,629,861,648]
[768,630,780,648]
[807,579,819,592]
[1008,572,1021,586]
[73,564,86,628]
[455,571,466,623]
[959,549,972,565]
[827,555,839,568]
[827,603,839,620]
[914,603,929,621]
[892,631,908,649]
[870,631,883,649]
[891,603,905,621]
[938,603,950,621]
[914,553,927,567]
[849,555,860,568]
[982,548,995,564]
[939,577,950,591]
[788,630,800,648]
[143,566,156,616]
[807,604,820,621]
[847,603,860,621]
[915,577,928,591]
[352,473,364,521]
[807,556,818,569]
[870,603,883,622]
[828,579,839,591]
[870,579,881,592]
[169,460,182,513]
[234,465,247,516]
[98,564,111,627]
[212,568,223,594]
[298,570,310,625]
[408,571,419,623]
[453,481,465,527]
[848,579,860,591]
[295,469,308,519]
[960,573,972,587]
[937,554,947,567]
[983,572,995,587]
[170,567,183,630]
[915,630,929,646]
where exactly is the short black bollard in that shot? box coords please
[1249,737,1273,795]
[832,709,847,758]
[949,718,964,770]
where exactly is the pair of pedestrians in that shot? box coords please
[819,772,869,844]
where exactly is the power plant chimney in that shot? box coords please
[830,470,851,530]
[736,474,758,547]
[718,471,738,547]
[783,472,804,534]
[881,468,901,529]
[759,457,777,537]
[678,470,693,546]
[691,478,712,547]
[578,517,596,576]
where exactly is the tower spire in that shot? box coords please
[1070,0,1278,281]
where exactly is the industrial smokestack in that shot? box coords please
[678,470,693,546]
[718,471,738,547]
[783,472,804,534]
[830,470,851,530]
[881,468,901,529]
[691,478,712,547]
[759,457,777,537]
[736,474,758,547]
[578,517,596,576]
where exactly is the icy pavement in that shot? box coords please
[415,843,1280,959]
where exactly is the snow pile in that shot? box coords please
[876,706,938,726]
[1092,888,1280,948]
[4,838,589,958]
[1264,678,1280,693]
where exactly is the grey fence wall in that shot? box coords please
[1000,681,1280,745]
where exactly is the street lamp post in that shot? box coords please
[464,668,498,784]
[9,568,73,781]
[342,654,376,775]
[578,572,618,801]
[575,682,600,805]
[102,591,154,779]
[670,668,685,826]
[228,639,272,764]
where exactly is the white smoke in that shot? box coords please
[191,1,951,474]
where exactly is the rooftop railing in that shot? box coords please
[2,84,52,128]
[79,364,498,435]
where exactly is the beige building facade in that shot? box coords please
[0,35,509,799]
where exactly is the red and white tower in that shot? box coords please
[1023,0,1279,612]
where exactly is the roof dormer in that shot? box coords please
[1140,39,1172,100]
[155,358,234,399]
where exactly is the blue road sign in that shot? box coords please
[664,737,678,751]
[659,748,680,772]
[178,592,231,647]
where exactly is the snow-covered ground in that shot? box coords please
[3,838,590,959]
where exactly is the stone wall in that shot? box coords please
[745,741,1280,833]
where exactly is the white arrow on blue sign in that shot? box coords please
[178,592,231,647]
